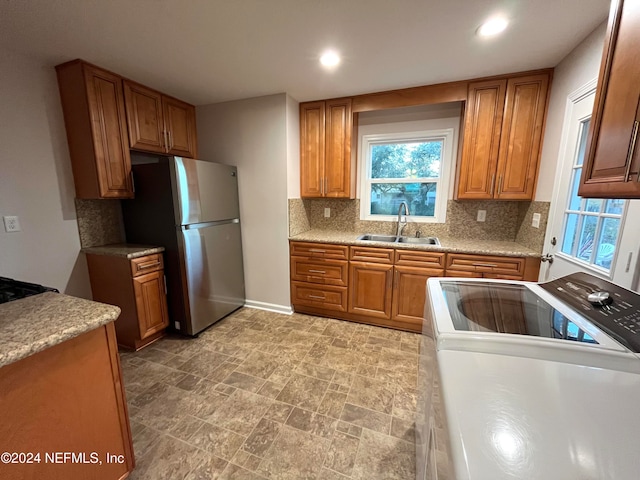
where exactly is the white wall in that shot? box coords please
[286,95,300,199]
[197,94,291,312]
[536,22,606,201]
[0,50,91,297]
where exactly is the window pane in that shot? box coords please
[595,218,620,269]
[605,199,625,215]
[568,169,582,211]
[370,182,437,216]
[577,216,598,262]
[585,199,603,213]
[575,119,590,167]
[371,141,442,179]
[562,213,579,255]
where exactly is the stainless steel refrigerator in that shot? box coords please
[122,156,245,336]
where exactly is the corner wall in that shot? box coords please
[197,94,291,312]
[0,50,91,297]
[536,22,606,202]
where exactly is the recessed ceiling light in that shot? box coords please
[320,50,341,68]
[477,17,509,37]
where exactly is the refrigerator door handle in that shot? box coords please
[182,219,240,230]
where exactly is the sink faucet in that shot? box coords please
[396,201,410,236]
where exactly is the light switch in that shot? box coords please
[3,216,21,232]
[324,208,331,218]
[477,210,486,222]
[532,213,541,229]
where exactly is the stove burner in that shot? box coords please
[0,277,59,304]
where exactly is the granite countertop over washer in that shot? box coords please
[82,243,165,259]
[289,230,541,257]
[0,293,121,368]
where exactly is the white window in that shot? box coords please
[359,127,455,223]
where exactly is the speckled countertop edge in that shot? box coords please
[289,230,541,257]
[0,293,121,368]
[82,243,165,259]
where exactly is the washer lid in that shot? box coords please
[439,280,597,343]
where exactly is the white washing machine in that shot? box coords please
[417,272,640,480]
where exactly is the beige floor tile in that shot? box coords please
[257,425,330,480]
[285,407,337,438]
[324,431,360,476]
[339,403,392,435]
[275,373,330,410]
[241,418,282,456]
[351,428,415,480]
[347,375,395,414]
[189,422,246,461]
[208,389,273,436]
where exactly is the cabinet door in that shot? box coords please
[348,262,393,319]
[495,74,549,200]
[580,0,640,198]
[457,80,506,199]
[123,81,166,154]
[133,270,169,340]
[325,98,353,198]
[392,266,442,326]
[163,95,198,158]
[82,65,133,198]
[300,101,325,197]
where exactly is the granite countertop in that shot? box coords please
[289,230,541,257]
[0,293,121,368]
[82,243,165,259]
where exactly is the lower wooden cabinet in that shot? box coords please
[290,241,540,334]
[86,253,170,350]
[445,253,540,280]
[348,261,394,319]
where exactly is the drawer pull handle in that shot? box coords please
[308,270,326,274]
[472,263,498,268]
[138,261,161,270]
[308,294,326,300]
[309,249,326,253]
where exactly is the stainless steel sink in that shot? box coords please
[356,234,440,246]
[397,236,440,245]
[356,234,399,242]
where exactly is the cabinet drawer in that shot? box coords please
[446,253,525,276]
[394,249,445,268]
[130,254,164,277]
[290,241,348,260]
[291,282,348,312]
[350,246,394,264]
[290,257,348,286]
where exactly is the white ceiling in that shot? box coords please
[0,0,609,105]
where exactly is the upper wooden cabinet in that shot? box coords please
[124,81,198,158]
[56,60,134,199]
[457,72,551,200]
[300,98,355,198]
[579,0,640,198]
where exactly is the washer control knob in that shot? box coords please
[588,291,613,306]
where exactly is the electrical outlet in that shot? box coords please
[3,216,21,232]
[532,213,541,229]
[324,208,331,218]
[476,210,486,222]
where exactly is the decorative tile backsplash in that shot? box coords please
[75,199,125,248]
[289,198,550,253]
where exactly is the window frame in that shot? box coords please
[358,127,455,223]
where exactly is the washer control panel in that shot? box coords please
[541,272,640,352]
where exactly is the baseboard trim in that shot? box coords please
[244,300,293,315]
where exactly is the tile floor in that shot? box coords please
[121,308,427,480]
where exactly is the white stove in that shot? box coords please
[417,272,640,480]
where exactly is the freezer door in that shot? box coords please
[172,157,240,225]
[180,220,245,335]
